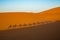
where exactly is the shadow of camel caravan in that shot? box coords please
[23,24,27,26]
[8,25,12,29]
[8,24,17,29]
[32,22,36,25]
[8,20,57,30]
[28,23,33,26]
[19,24,23,27]
[42,21,56,24]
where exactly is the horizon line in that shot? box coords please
[0,7,60,13]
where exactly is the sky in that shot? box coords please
[0,0,60,12]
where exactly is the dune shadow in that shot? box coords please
[0,21,60,40]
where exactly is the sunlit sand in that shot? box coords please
[0,7,60,30]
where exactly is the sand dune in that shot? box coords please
[0,7,60,30]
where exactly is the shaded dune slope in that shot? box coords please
[0,21,60,40]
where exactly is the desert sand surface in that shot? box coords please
[0,7,60,30]
[0,21,60,40]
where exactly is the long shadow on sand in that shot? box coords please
[0,21,60,40]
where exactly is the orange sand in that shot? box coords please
[0,7,60,30]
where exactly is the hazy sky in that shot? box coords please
[0,0,60,12]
